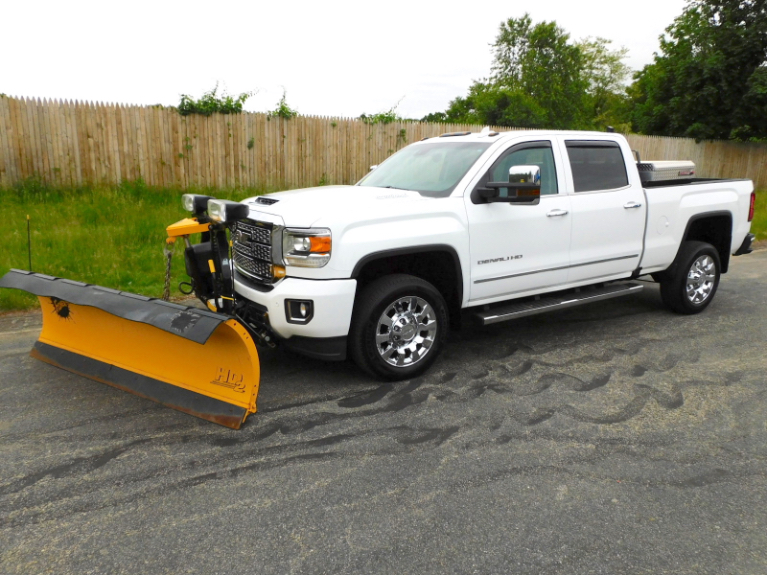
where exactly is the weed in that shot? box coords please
[359,99,406,125]
[753,189,767,240]
[178,83,254,117]
[269,90,298,120]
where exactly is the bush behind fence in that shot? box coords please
[1,96,766,190]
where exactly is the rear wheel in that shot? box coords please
[659,241,720,314]
[349,274,448,380]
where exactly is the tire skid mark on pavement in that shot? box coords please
[0,440,149,498]
[1,289,761,534]
[0,424,463,528]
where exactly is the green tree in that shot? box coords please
[578,37,632,130]
[490,14,534,85]
[424,15,630,130]
[631,0,767,140]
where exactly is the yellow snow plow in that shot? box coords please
[0,196,263,429]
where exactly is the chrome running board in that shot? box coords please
[474,282,644,326]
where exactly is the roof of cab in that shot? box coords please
[417,128,626,145]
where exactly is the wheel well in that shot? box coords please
[354,250,463,326]
[683,214,732,273]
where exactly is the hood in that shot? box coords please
[242,185,429,227]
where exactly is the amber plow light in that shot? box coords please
[0,270,260,429]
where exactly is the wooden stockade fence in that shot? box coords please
[1,95,766,190]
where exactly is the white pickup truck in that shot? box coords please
[187,130,756,380]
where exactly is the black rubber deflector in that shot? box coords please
[0,269,227,344]
[32,342,248,429]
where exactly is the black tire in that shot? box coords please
[349,274,449,380]
[659,241,721,314]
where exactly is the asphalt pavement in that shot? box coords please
[1,250,766,575]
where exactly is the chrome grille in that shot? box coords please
[237,220,271,245]
[251,243,271,261]
[234,251,272,279]
[233,219,274,283]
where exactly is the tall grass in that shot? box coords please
[753,189,767,241]
[0,179,272,311]
[1,181,765,312]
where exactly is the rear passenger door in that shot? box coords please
[560,139,647,283]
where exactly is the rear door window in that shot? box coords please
[565,141,628,192]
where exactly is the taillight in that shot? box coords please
[748,191,755,222]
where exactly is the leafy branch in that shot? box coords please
[269,90,298,119]
[178,83,254,116]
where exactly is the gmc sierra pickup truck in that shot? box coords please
[185,130,756,380]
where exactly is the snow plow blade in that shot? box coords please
[0,269,260,429]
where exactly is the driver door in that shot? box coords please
[464,140,572,304]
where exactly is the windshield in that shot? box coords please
[357,142,492,198]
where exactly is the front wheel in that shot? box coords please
[659,241,721,314]
[349,274,449,380]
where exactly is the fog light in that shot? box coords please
[285,299,314,324]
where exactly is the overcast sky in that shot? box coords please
[3,0,687,119]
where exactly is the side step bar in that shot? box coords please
[474,282,644,326]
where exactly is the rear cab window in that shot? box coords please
[565,141,628,192]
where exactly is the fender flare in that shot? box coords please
[350,244,464,305]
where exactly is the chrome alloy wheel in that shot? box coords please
[375,296,438,367]
[686,255,717,304]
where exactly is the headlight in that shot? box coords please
[207,199,249,224]
[182,194,214,215]
[282,228,332,268]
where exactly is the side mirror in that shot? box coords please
[475,165,541,204]
[506,165,541,202]
[369,165,378,172]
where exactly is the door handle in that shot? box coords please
[546,209,568,217]
[624,201,643,209]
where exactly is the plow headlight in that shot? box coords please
[282,228,332,267]
[207,199,250,224]
[182,194,214,215]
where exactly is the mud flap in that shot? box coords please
[0,269,260,429]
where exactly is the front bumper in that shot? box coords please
[234,273,357,341]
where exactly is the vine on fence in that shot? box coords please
[269,90,298,120]
[269,91,298,119]
[359,100,405,125]
[178,84,254,117]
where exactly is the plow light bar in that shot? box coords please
[182,194,215,215]
[208,199,250,224]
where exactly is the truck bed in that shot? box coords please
[639,177,754,275]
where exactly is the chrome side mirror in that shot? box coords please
[476,165,541,204]
[508,165,541,187]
